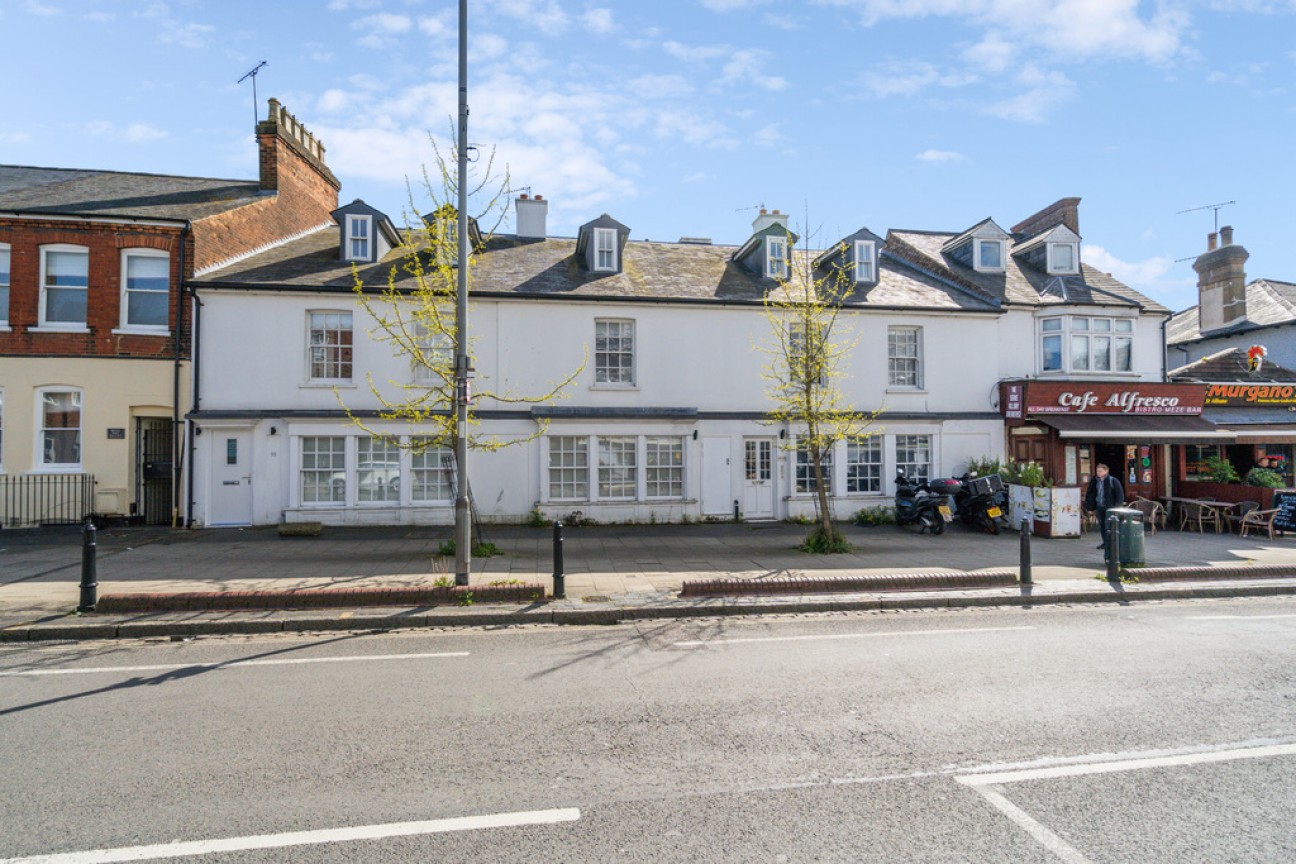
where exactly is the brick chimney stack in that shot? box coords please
[1011,197,1081,238]
[1194,225,1249,334]
[257,98,341,195]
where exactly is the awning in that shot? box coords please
[1035,414,1235,444]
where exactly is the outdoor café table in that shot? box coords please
[1162,497,1236,533]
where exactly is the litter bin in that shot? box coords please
[1106,507,1145,565]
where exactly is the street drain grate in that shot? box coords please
[581,595,610,603]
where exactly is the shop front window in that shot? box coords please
[1183,444,1219,482]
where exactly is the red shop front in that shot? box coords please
[1000,380,1231,500]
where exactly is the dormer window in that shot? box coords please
[975,239,1004,271]
[1048,242,1078,275]
[594,228,617,272]
[346,215,372,262]
[437,217,458,267]
[766,236,788,279]
[853,240,876,282]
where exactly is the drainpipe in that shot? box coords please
[1160,315,1168,381]
[172,221,191,527]
[187,287,203,528]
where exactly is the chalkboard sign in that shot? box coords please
[1272,490,1296,532]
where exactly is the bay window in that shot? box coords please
[1042,316,1133,374]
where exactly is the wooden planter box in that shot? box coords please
[1008,484,1082,538]
[1175,481,1275,509]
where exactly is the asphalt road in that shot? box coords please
[2,598,1294,862]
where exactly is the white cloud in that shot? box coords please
[318,89,353,113]
[84,11,114,22]
[0,131,33,144]
[916,149,966,163]
[627,74,694,100]
[1082,244,1178,295]
[986,67,1075,123]
[720,49,787,90]
[483,0,570,35]
[84,121,168,143]
[763,12,800,29]
[963,32,1013,72]
[352,12,411,46]
[663,40,730,62]
[328,0,380,9]
[418,16,450,37]
[754,123,784,146]
[26,2,61,16]
[701,0,772,9]
[858,60,970,98]
[582,8,614,33]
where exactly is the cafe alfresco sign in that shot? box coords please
[1002,382,1206,422]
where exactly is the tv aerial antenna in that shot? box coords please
[1173,200,1237,262]
[237,61,269,127]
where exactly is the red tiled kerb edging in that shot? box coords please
[680,569,1018,598]
[94,583,547,614]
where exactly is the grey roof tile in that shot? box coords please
[1169,346,1296,382]
[0,164,265,221]
[193,228,1002,312]
[1167,279,1296,344]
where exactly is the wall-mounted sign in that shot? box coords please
[1004,383,1023,420]
[107,428,126,439]
[1004,382,1206,417]
[1204,383,1296,407]
[1248,345,1267,372]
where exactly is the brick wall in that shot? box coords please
[0,219,188,359]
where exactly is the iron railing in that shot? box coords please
[1,474,96,528]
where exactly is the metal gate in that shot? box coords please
[136,417,175,525]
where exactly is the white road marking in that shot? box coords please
[957,741,1296,864]
[0,651,469,678]
[964,784,1093,864]
[1186,613,1296,620]
[957,742,1296,786]
[673,625,1033,647]
[0,808,580,864]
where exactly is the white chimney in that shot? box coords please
[515,193,548,239]
[751,207,788,234]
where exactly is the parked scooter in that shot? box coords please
[951,472,1009,534]
[894,471,951,535]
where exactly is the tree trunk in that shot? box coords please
[811,445,833,538]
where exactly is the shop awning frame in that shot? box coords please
[1033,414,1235,444]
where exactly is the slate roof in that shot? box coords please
[1168,347,1296,383]
[192,226,1001,312]
[0,164,265,222]
[1167,279,1296,344]
[887,229,1168,313]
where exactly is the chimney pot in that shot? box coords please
[1220,225,1234,246]
[519,193,529,199]
[759,208,767,214]
[1208,232,1218,251]
[772,209,781,215]
[535,194,543,201]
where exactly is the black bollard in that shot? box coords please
[733,499,740,522]
[1105,512,1121,582]
[78,518,98,613]
[1019,516,1032,584]
[552,520,565,600]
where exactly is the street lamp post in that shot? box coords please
[453,0,471,586]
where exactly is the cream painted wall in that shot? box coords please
[1,357,188,518]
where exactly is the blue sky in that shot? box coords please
[2,0,1294,312]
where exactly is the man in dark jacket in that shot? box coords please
[1084,463,1125,556]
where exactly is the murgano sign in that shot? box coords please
[1001,381,1207,425]
[1204,383,1296,407]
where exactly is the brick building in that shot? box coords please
[0,100,338,526]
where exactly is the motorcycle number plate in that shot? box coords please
[986,506,1002,518]
[938,505,953,521]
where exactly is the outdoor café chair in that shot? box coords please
[1129,498,1167,534]
[1180,500,1221,534]
[1225,501,1260,533]
[1239,507,1284,540]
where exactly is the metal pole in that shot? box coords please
[1105,512,1121,582]
[1019,516,1032,584]
[733,499,740,522]
[552,520,565,599]
[453,0,472,587]
[78,518,98,613]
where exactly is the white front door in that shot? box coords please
[701,436,732,515]
[742,437,775,519]
[209,430,253,526]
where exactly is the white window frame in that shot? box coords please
[38,244,90,331]
[357,436,401,504]
[1040,315,1134,374]
[974,239,1005,272]
[644,436,685,499]
[118,248,171,333]
[345,215,372,262]
[594,319,636,386]
[598,436,638,500]
[795,438,833,495]
[766,236,788,278]
[547,435,590,501]
[0,242,10,328]
[593,227,618,272]
[894,434,932,485]
[1048,242,1079,275]
[853,240,876,282]
[846,435,883,495]
[887,325,923,390]
[307,310,354,383]
[411,322,453,384]
[300,435,347,505]
[35,387,83,473]
[411,439,456,503]
[0,388,5,472]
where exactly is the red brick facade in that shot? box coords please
[0,218,189,359]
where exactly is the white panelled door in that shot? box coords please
[209,429,253,526]
[742,437,775,519]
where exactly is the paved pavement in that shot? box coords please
[4,520,1296,636]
